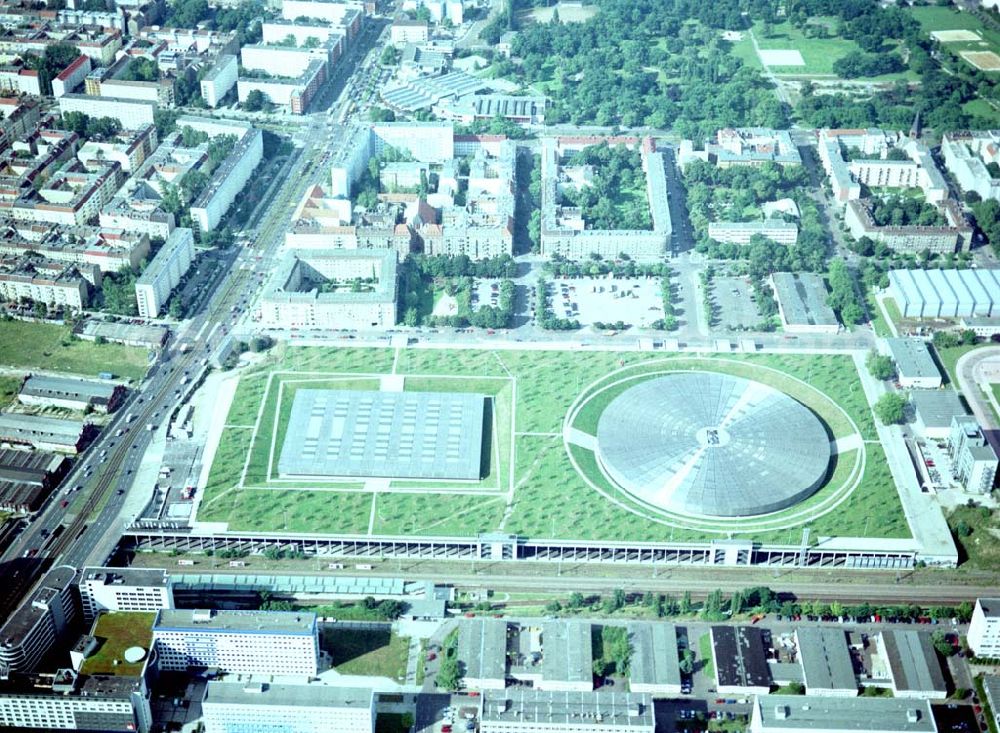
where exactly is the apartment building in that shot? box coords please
[708,219,798,245]
[969,598,1000,658]
[134,227,194,318]
[941,131,1000,202]
[57,93,156,130]
[0,257,92,309]
[200,55,238,108]
[949,417,999,495]
[0,566,77,674]
[844,199,972,254]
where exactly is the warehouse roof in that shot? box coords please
[712,626,771,690]
[459,618,507,685]
[886,338,941,381]
[880,631,946,696]
[20,375,118,403]
[480,689,653,729]
[542,621,592,686]
[628,622,681,689]
[911,390,967,430]
[795,627,857,693]
[0,412,86,444]
[772,272,839,328]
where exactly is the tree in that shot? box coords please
[243,90,269,112]
[568,592,585,609]
[874,392,908,425]
[679,649,695,675]
[931,630,956,657]
[866,350,896,380]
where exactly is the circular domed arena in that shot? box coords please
[595,371,831,518]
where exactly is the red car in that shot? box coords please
[61,499,69,508]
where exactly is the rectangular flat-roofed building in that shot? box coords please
[877,631,947,699]
[711,626,771,695]
[912,391,967,440]
[970,598,1000,657]
[19,375,125,413]
[152,609,319,676]
[888,269,1000,319]
[628,622,682,695]
[480,689,655,733]
[771,272,839,334]
[749,694,935,733]
[202,681,374,733]
[459,618,508,690]
[277,389,485,481]
[885,338,942,389]
[0,566,77,674]
[0,449,68,514]
[795,628,857,697]
[949,417,999,495]
[79,567,173,623]
[0,413,91,453]
[134,227,194,318]
[541,621,593,692]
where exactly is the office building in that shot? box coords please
[0,413,92,454]
[969,598,1000,658]
[948,417,999,495]
[628,622,682,695]
[79,568,173,624]
[796,628,857,697]
[708,219,798,245]
[749,695,935,733]
[888,268,1000,319]
[0,566,77,674]
[479,689,655,733]
[941,131,1000,202]
[202,682,374,733]
[152,609,319,675]
[459,618,508,690]
[134,227,195,318]
[260,248,397,330]
[885,338,942,389]
[876,631,947,699]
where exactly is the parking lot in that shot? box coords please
[548,277,664,328]
[712,276,761,331]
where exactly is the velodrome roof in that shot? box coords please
[277,389,485,480]
[596,373,831,517]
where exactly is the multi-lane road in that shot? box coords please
[0,17,390,621]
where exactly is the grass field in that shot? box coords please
[197,346,909,544]
[698,632,715,679]
[321,627,409,681]
[0,321,149,381]
[911,5,1000,77]
[0,376,21,406]
[80,612,156,676]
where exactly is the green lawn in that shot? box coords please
[0,321,149,381]
[698,632,715,679]
[991,384,1000,425]
[321,628,409,681]
[948,504,1000,571]
[197,347,909,544]
[0,376,21,406]
[933,343,984,387]
[80,612,156,676]
[964,98,1000,126]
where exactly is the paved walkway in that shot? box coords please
[405,635,422,686]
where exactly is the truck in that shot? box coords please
[146,423,156,432]
[125,413,137,423]
[98,371,115,380]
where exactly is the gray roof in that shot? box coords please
[0,566,76,655]
[82,567,171,589]
[595,372,831,517]
[983,676,1000,720]
[277,389,485,481]
[153,609,316,635]
[911,390,967,429]
[542,621,592,685]
[458,618,507,684]
[772,272,839,328]
[796,628,857,693]
[0,412,86,444]
[20,375,118,402]
[203,681,373,710]
[753,695,934,732]
[264,248,397,306]
[978,598,1000,618]
[880,631,946,695]
[480,689,653,729]
[136,227,193,288]
[886,338,942,382]
[168,573,405,596]
[628,622,681,689]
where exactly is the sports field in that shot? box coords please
[912,6,1000,75]
[198,346,909,544]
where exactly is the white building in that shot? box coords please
[202,682,374,733]
[57,93,156,130]
[390,20,429,47]
[200,55,238,108]
[402,0,464,24]
[884,338,942,389]
[0,66,42,96]
[134,227,195,318]
[0,567,77,674]
[373,122,455,162]
[888,269,1000,319]
[969,598,1000,658]
[51,55,92,98]
[479,690,655,733]
[261,248,397,330]
[152,609,320,676]
[941,131,1000,202]
[949,417,999,495]
[79,567,173,624]
[708,219,798,245]
[281,0,365,31]
[179,117,263,232]
[749,695,935,733]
